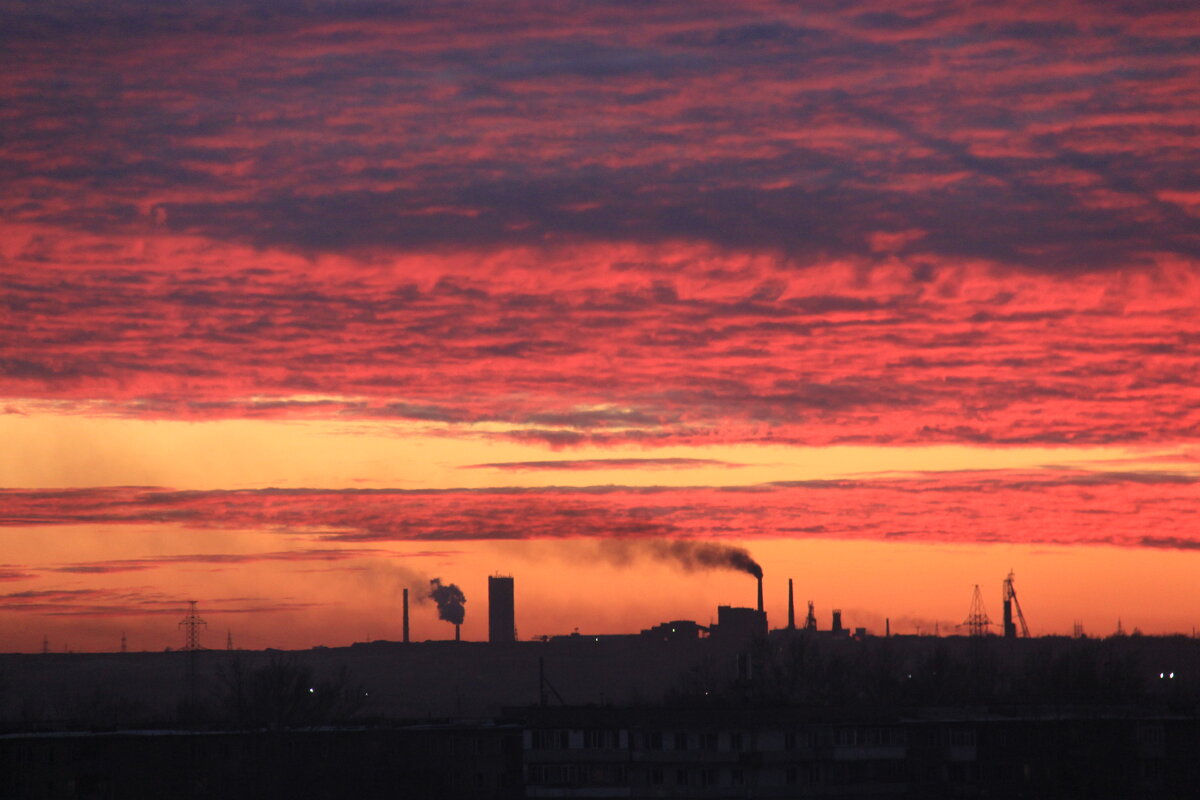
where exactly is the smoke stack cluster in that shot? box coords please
[429,578,466,638]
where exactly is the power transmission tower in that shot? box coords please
[963,585,992,637]
[178,600,207,651]
[226,630,233,651]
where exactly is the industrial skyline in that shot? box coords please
[39,566,1159,656]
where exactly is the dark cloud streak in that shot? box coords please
[462,458,744,471]
[2,470,1197,550]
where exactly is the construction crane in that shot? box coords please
[1003,570,1031,638]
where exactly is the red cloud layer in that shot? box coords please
[2,469,1196,551]
[2,257,1197,445]
[2,0,1198,448]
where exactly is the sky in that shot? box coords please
[2,0,1198,652]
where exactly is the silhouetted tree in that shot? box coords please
[217,655,364,728]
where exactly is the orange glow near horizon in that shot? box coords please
[6,532,1200,654]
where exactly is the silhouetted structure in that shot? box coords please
[964,585,992,637]
[178,600,206,651]
[804,601,817,631]
[515,705,1198,799]
[710,605,767,645]
[1003,569,1031,638]
[429,578,466,640]
[0,725,522,799]
[787,578,795,630]
[489,575,515,644]
[403,588,410,643]
[640,620,705,642]
[832,609,844,635]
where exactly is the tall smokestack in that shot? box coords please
[403,588,410,643]
[455,623,460,642]
[757,576,764,614]
[429,578,466,640]
[787,579,795,630]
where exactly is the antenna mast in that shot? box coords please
[963,585,992,637]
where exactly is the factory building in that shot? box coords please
[708,605,767,646]
[640,620,706,642]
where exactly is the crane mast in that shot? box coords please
[1003,570,1030,638]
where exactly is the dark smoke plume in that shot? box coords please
[598,539,762,578]
[428,578,466,625]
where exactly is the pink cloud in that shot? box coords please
[1,2,1197,445]
[2,468,1197,550]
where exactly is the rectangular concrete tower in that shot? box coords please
[488,575,515,643]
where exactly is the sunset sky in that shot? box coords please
[2,0,1199,652]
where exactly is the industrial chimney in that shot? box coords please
[757,576,764,614]
[832,609,843,635]
[787,578,795,630]
[403,588,410,644]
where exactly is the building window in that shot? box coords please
[649,767,664,785]
[730,732,744,752]
[701,733,718,752]
[584,730,616,749]
[950,729,976,747]
[785,732,797,750]
[676,769,689,786]
[531,729,570,750]
[674,732,688,751]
